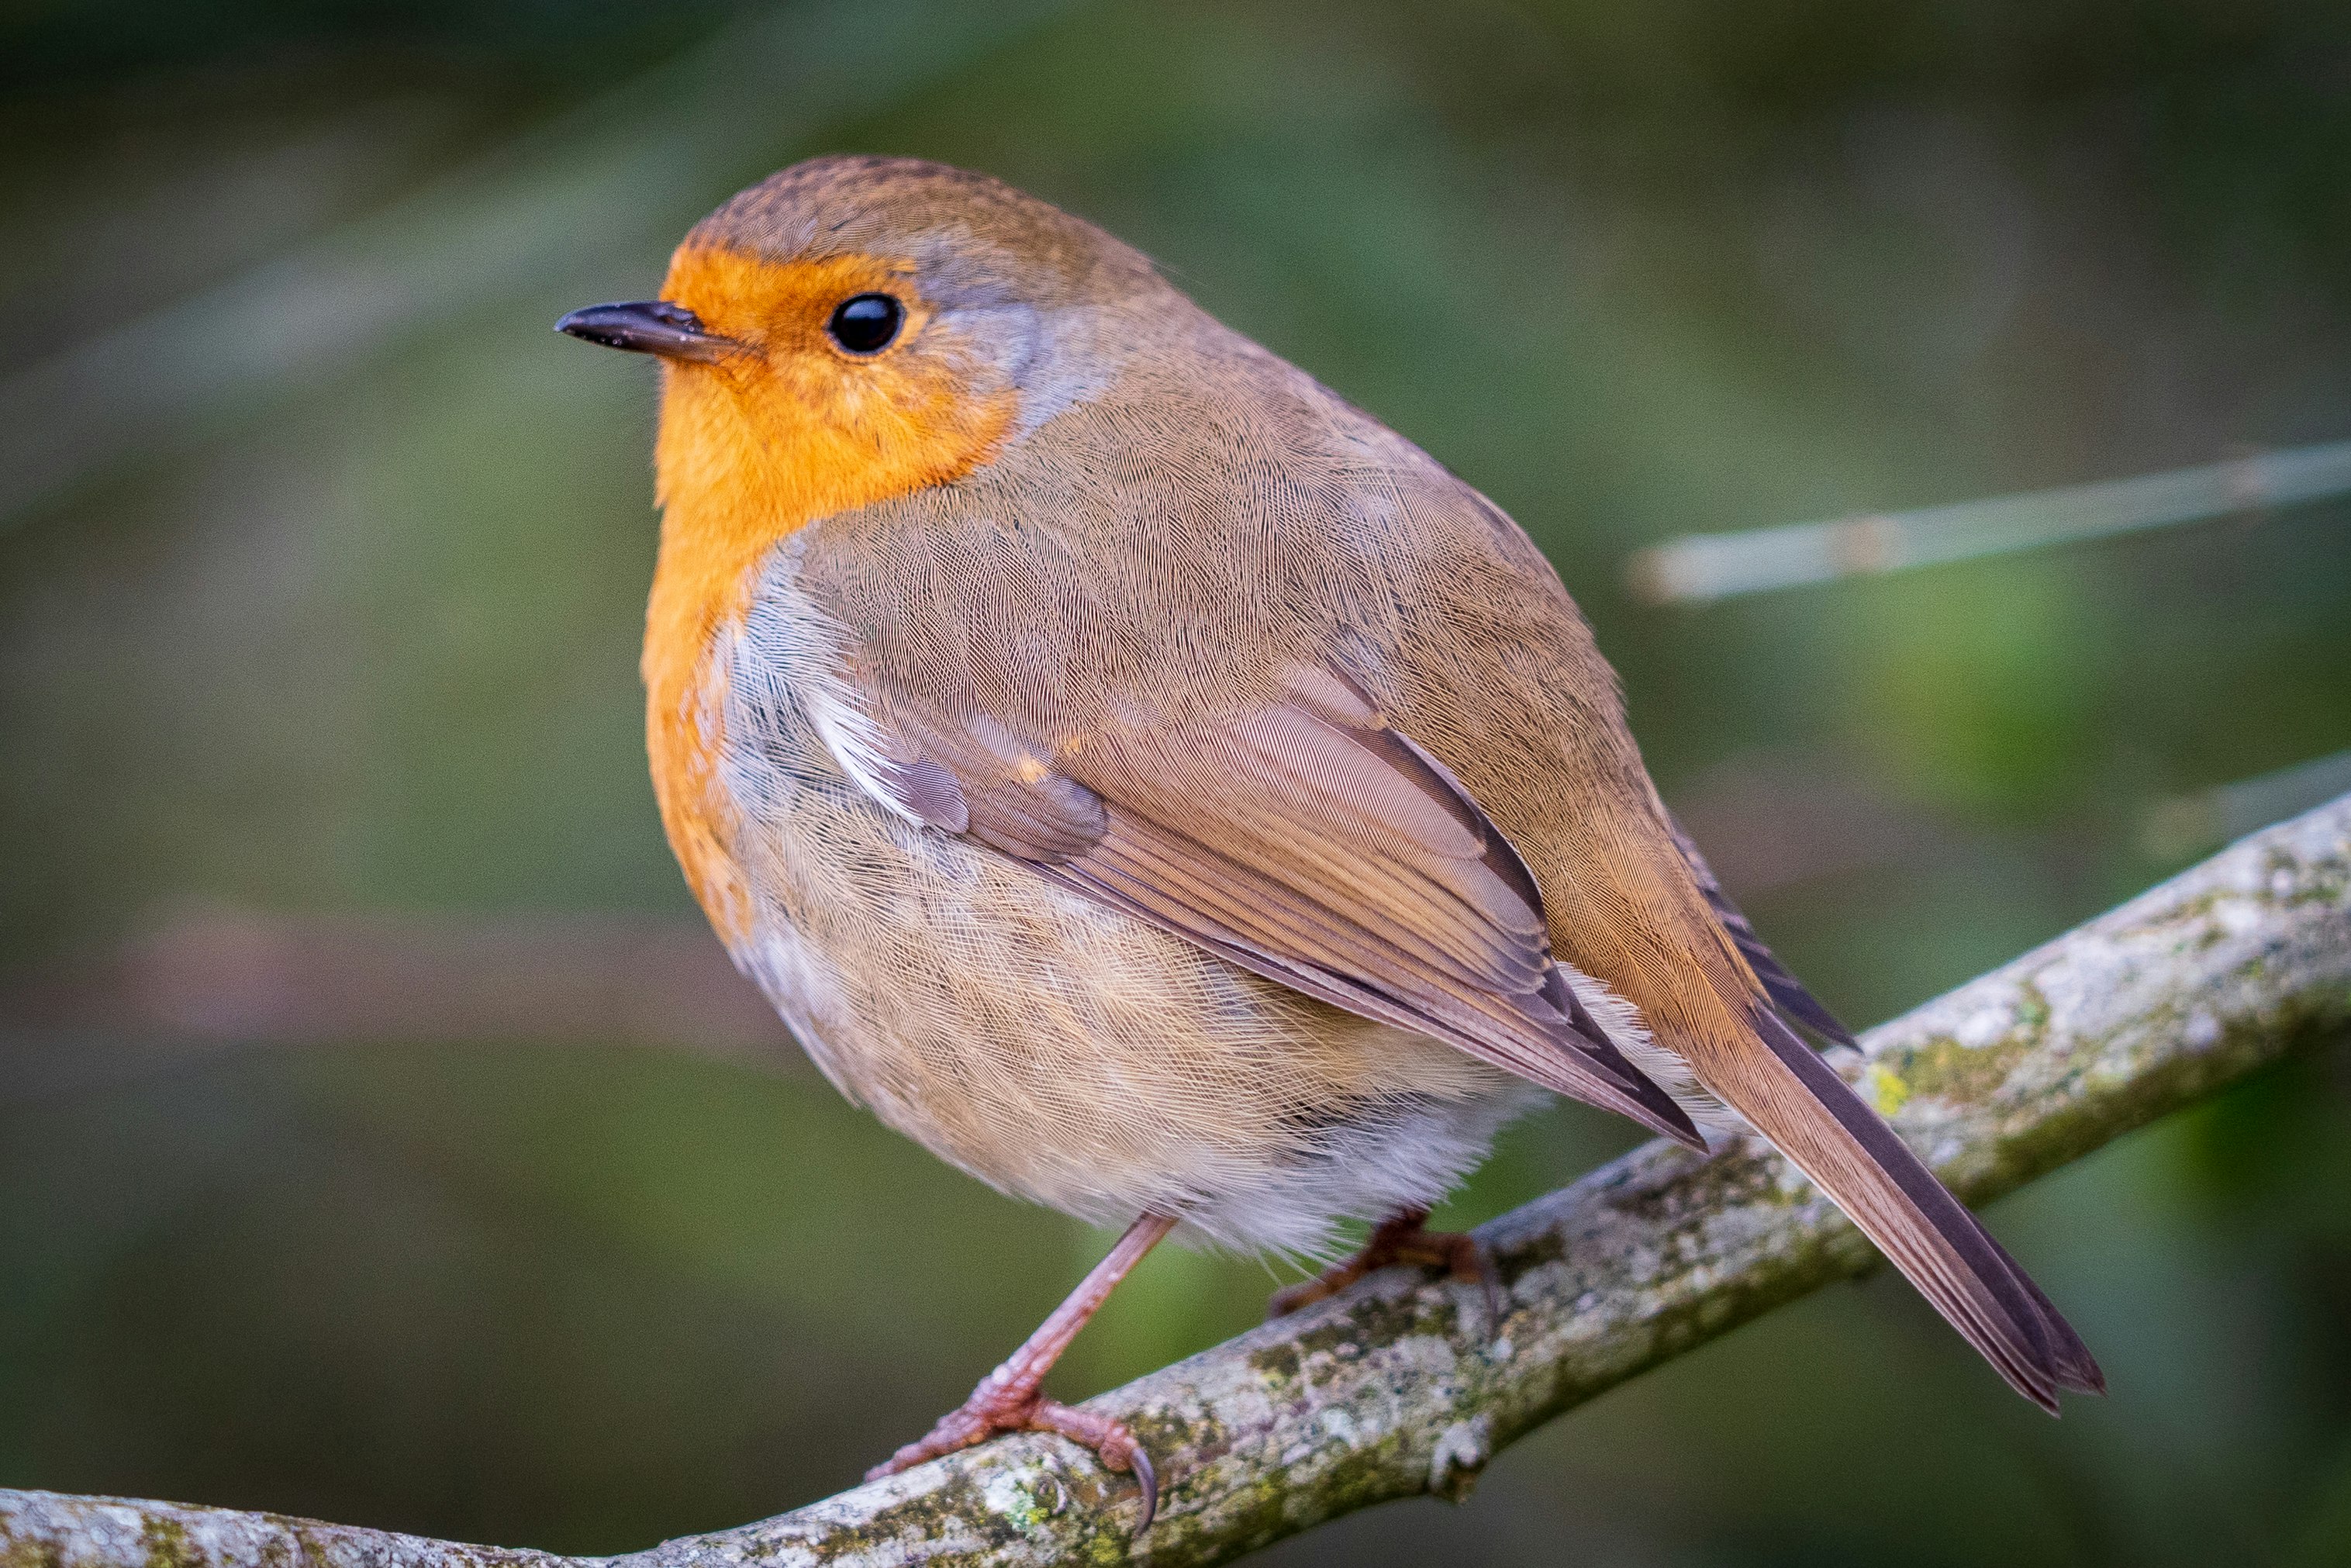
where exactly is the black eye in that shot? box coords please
[827,293,904,354]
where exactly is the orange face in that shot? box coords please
[651,243,1018,534]
[637,243,1021,934]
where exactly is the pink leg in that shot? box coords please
[868,1213,1177,1530]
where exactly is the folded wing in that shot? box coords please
[845,661,1702,1149]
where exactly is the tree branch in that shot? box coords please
[8,795,2349,1568]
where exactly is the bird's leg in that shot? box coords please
[1266,1207,1499,1326]
[868,1212,1177,1529]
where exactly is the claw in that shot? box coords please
[1469,1235,1503,1335]
[1041,1406,1159,1530]
[1127,1442,1158,1534]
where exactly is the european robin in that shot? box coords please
[557,155,2101,1526]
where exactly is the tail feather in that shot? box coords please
[1664,810,1859,1048]
[1706,1007,2103,1409]
[1976,1224,2106,1394]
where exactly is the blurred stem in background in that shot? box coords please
[1628,438,2351,605]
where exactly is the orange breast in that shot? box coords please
[640,243,1017,939]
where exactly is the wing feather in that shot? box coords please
[864,664,1702,1148]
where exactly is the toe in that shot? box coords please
[1024,1401,1162,1531]
[865,1403,997,1480]
[1265,1279,1328,1318]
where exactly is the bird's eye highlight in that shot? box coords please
[827,293,905,354]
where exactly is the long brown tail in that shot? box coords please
[1698,1007,2104,1411]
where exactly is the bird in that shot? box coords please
[556,154,2101,1529]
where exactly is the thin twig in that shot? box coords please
[1627,440,2351,603]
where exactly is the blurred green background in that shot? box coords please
[4,1,2350,1563]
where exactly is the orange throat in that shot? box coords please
[639,243,1017,940]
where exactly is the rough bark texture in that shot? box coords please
[7,795,2349,1568]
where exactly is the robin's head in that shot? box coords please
[559,156,1165,529]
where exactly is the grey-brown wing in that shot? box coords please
[863,663,1702,1149]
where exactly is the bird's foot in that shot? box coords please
[867,1388,1158,1531]
[1267,1209,1500,1328]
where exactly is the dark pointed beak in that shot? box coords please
[555,300,739,363]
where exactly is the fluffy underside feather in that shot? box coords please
[717,585,1552,1258]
